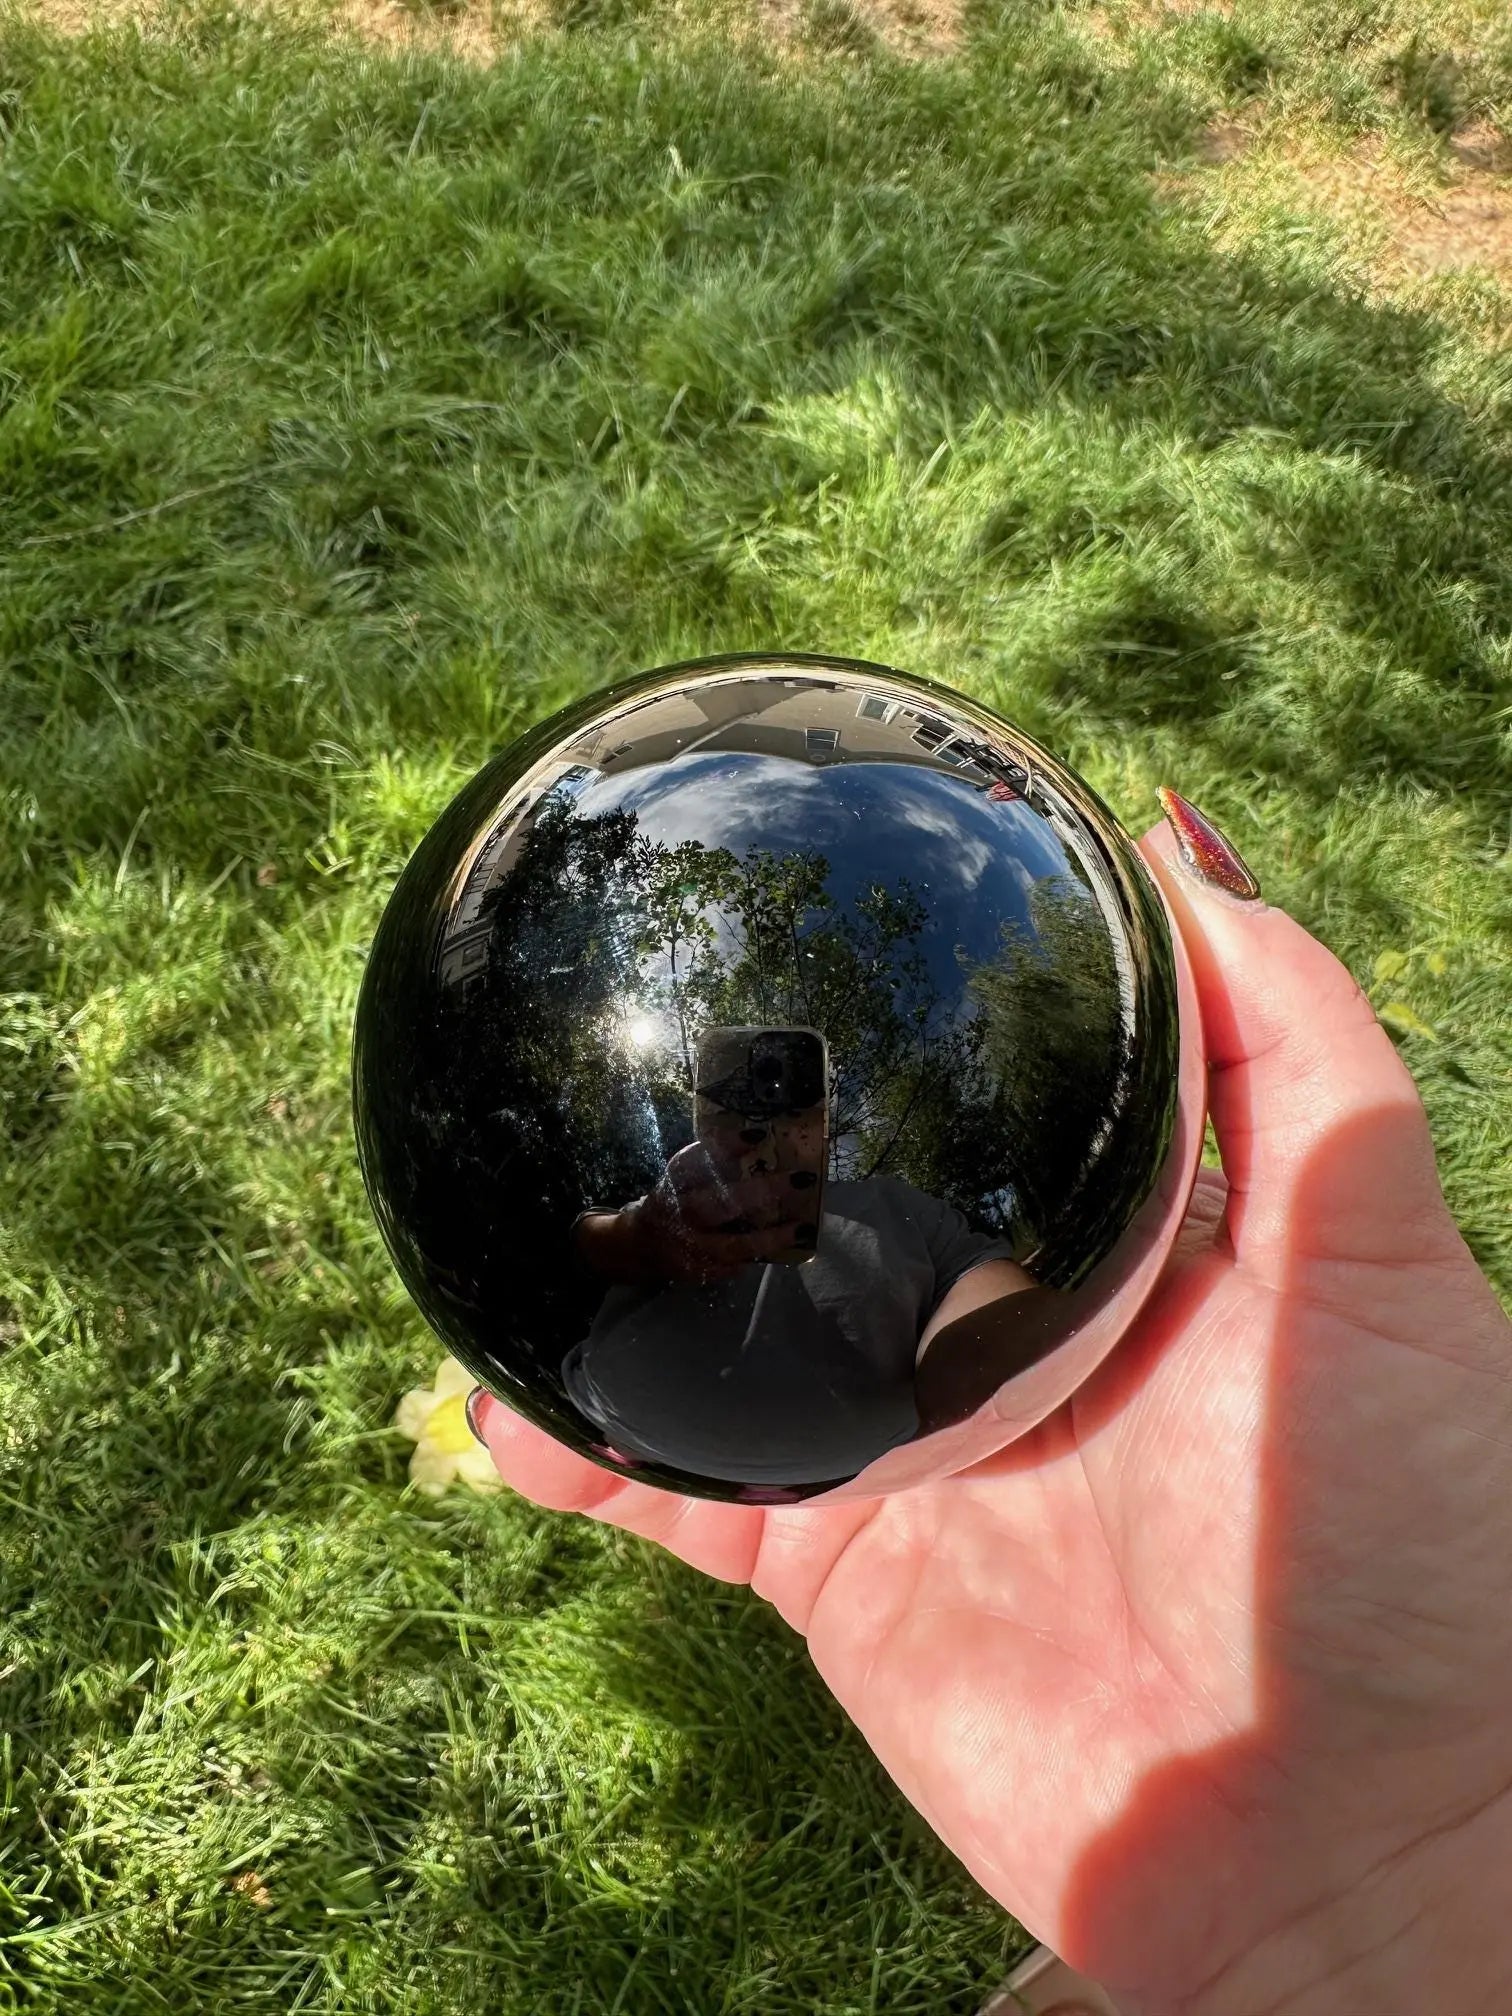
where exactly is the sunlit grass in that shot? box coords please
[0,0,1508,2006]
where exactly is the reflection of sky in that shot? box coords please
[570,752,1076,1004]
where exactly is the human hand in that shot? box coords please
[474,808,1512,2016]
[577,1141,805,1285]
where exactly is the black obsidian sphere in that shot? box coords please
[354,654,1204,1504]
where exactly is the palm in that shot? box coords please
[779,1191,1510,2005]
[475,827,1512,2011]
[781,1172,1250,1953]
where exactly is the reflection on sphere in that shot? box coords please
[353,654,1203,1504]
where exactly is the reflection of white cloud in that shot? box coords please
[571,750,1078,932]
[881,776,1077,913]
[888,793,999,892]
[584,753,1022,858]
[575,755,840,862]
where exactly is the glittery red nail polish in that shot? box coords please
[1156,787,1262,901]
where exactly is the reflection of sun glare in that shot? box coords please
[626,1014,658,1050]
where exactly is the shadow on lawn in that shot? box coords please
[0,6,1507,924]
[1,7,1509,2003]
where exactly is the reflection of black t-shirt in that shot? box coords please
[561,1176,1017,1488]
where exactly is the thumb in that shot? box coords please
[1135,802,1460,1284]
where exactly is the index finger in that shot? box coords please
[1135,816,1458,1281]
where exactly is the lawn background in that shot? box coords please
[0,0,1509,2007]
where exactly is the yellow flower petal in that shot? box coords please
[433,1356,475,1402]
[409,1441,458,1495]
[425,1392,477,1455]
[454,1443,505,1494]
[394,1387,439,1442]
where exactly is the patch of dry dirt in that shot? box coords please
[1391,117,1512,281]
[21,0,149,29]
[16,0,547,57]
[1398,195,1512,279]
[853,0,959,57]
[14,0,960,60]
[1194,114,1248,163]
[1079,0,1231,44]
[744,0,960,59]
[1156,113,1512,302]
[326,0,543,60]
[1448,120,1512,175]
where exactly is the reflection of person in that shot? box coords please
[561,1152,1032,1486]
[467,801,1512,2016]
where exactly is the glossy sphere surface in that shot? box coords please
[354,655,1204,1504]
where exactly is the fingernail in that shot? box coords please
[465,1387,492,1445]
[1156,786,1262,901]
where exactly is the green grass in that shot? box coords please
[0,0,1509,2006]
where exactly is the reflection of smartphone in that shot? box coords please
[693,1026,829,1265]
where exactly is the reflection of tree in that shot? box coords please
[397,800,1159,1383]
[459,809,1140,1261]
[630,839,983,1190]
[434,801,1023,1242]
[965,873,1126,1257]
[469,798,667,1215]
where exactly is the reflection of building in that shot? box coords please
[850,691,1031,796]
[545,677,1035,792]
[434,668,1048,996]
[437,763,597,992]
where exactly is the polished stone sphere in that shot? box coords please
[354,654,1204,1504]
